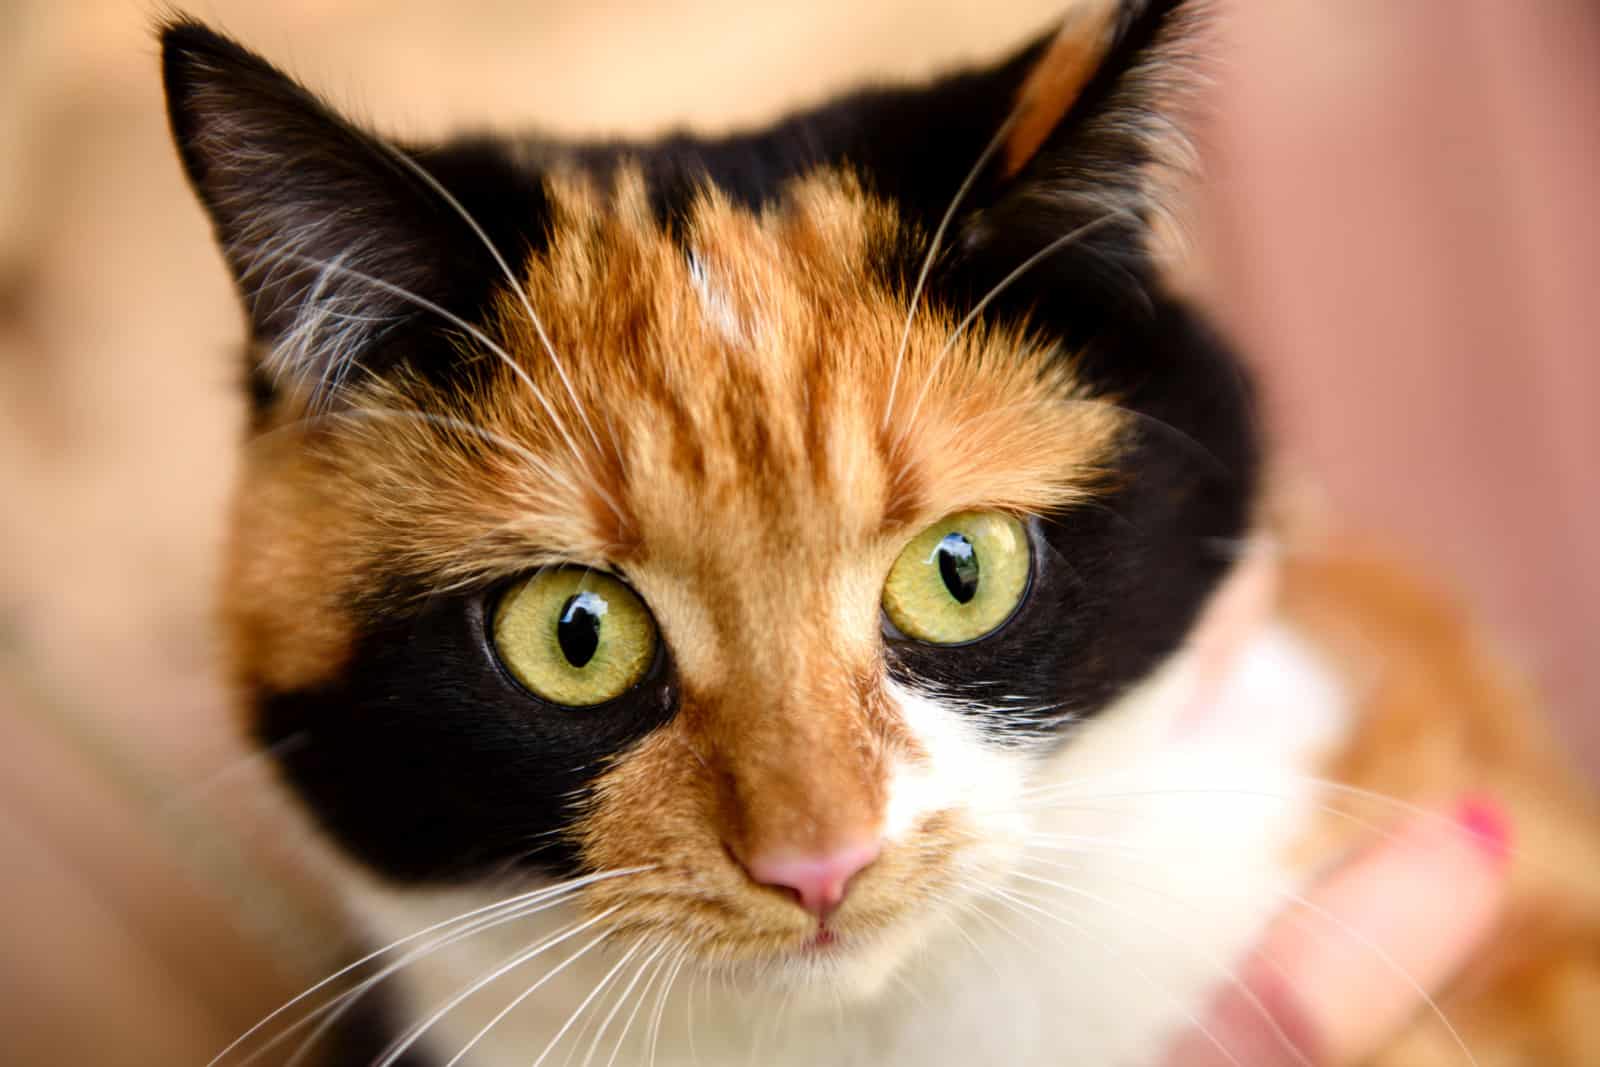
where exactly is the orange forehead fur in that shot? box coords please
[424,167,1117,580]
[226,167,1125,934]
[232,166,1125,603]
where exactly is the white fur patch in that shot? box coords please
[349,621,1348,1066]
[881,679,1027,845]
[686,250,750,347]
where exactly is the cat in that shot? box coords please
[160,1,1600,1064]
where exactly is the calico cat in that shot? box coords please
[161,1,1600,1064]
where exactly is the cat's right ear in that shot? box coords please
[161,18,546,411]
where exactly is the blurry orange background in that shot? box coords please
[0,2,1596,1064]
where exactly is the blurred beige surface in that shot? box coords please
[0,1,1596,1063]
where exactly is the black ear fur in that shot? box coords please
[161,19,548,409]
[162,5,1207,407]
[966,2,1201,244]
[559,2,1202,322]
[852,0,1203,258]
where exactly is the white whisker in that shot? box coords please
[1018,772,1539,872]
[901,210,1134,435]
[1276,885,1480,1066]
[614,946,677,1067]
[685,956,711,1067]
[583,940,671,1067]
[1015,835,1480,1066]
[210,867,645,1066]
[252,248,628,525]
[278,898,591,1067]
[374,904,623,1067]
[648,944,692,1067]
[881,99,1023,431]
[519,937,650,1067]
[291,248,356,405]
[382,146,610,461]
[982,883,1246,1067]
[1010,864,1314,1067]
[918,885,1009,984]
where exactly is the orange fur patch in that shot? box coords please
[1003,1,1122,178]
[523,169,1121,948]
[1281,534,1600,1063]
[225,167,1125,949]
[224,438,360,698]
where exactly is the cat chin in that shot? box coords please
[724,929,921,1006]
[741,881,1006,1006]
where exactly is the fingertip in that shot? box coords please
[1161,798,1516,1067]
[1454,794,1513,867]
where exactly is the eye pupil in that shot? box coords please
[556,592,604,668]
[935,533,980,604]
[883,511,1027,645]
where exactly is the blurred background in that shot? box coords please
[1,1,1596,1063]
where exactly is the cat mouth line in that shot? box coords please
[804,925,841,952]
[596,914,885,964]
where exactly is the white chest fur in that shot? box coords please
[350,622,1348,1067]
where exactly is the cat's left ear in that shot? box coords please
[161,18,547,411]
[851,0,1207,308]
[976,0,1201,235]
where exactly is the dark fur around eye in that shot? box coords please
[885,299,1258,740]
[254,583,675,882]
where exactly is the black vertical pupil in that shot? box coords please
[936,533,980,604]
[557,592,604,668]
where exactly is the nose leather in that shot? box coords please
[743,839,882,918]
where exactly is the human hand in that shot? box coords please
[1162,799,1511,1066]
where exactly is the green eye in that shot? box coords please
[493,568,658,707]
[882,511,1031,645]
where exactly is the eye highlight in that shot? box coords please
[883,511,1031,645]
[493,568,658,707]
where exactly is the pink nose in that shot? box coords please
[743,839,882,918]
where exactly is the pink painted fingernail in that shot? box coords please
[1455,795,1513,865]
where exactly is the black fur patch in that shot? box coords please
[162,21,552,410]
[884,295,1258,737]
[544,1,1188,296]
[549,35,1043,239]
[253,580,676,882]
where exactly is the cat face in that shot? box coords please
[164,0,1257,993]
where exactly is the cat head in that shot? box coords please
[163,0,1257,993]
